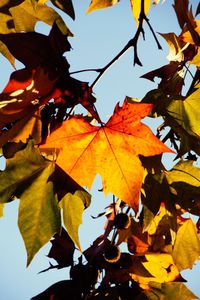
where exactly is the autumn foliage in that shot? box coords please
[0,0,200,299]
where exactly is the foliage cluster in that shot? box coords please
[0,0,199,299]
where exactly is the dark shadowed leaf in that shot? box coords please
[31,280,81,300]
[47,227,75,268]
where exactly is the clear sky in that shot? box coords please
[0,0,199,299]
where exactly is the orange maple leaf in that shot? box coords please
[40,101,173,211]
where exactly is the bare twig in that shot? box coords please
[90,0,162,89]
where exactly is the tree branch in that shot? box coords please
[90,0,162,89]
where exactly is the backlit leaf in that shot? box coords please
[159,32,185,62]
[166,83,200,137]
[40,101,172,211]
[0,41,15,68]
[130,0,151,26]
[11,0,72,35]
[18,161,61,266]
[0,203,4,217]
[86,0,119,14]
[130,253,180,290]
[60,190,91,251]
[172,218,200,271]
[0,67,57,130]
[181,20,200,44]
[0,140,47,203]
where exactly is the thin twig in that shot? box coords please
[90,0,147,89]
[69,68,102,76]
[90,0,162,89]
[144,16,162,50]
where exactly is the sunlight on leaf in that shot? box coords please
[130,253,180,290]
[130,0,151,26]
[40,101,172,211]
[166,83,200,137]
[159,32,185,62]
[60,191,91,251]
[0,203,4,217]
[86,0,119,14]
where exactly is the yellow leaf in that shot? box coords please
[86,0,119,14]
[130,0,151,26]
[130,253,179,290]
[0,203,4,217]
[147,203,167,235]
[59,191,91,251]
[189,48,200,66]
[181,20,200,45]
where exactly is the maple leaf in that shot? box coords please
[172,218,200,271]
[40,101,172,211]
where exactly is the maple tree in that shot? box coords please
[0,0,200,299]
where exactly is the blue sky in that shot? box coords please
[0,0,200,299]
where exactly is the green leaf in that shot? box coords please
[60,190,91,251]
[166,83,200,137]
[172,218,200,271]
[166,160,200,215]
[147,282,198,300]
[50,0,75,20]
[86,0,119,14]
[0,140,48,203]
[18,162,61,266]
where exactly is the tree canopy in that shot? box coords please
[0,0,199,299]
